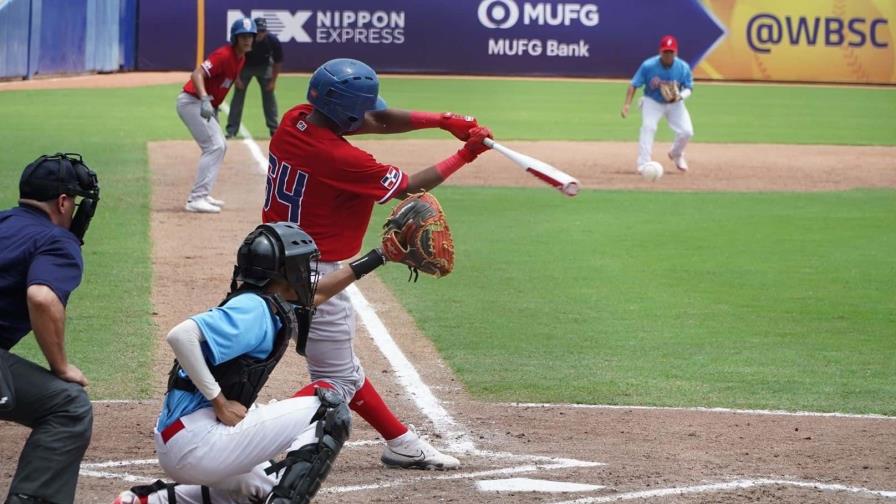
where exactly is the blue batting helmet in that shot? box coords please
[230,18,257,44]
[307,58,385,134]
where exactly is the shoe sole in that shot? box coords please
[381,454,458,471]
[184,206,220,213]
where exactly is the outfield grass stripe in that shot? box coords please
[506,403,896,420]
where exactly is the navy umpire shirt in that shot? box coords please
[245,33,284,68]
[0,204,83,350]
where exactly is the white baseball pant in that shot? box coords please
[637,97,694,168]
[176,92,227,202]
[147,396,322,503]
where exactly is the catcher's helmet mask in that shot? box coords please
[232,222,320,308]
[19,152,100,245]
[307,58,386,134]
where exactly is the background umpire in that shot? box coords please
[0,153,100,504]
[226,17,284,138]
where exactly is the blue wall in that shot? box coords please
[0,0,137,79]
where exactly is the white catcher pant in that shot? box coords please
[637,97,694,168]
[176,92,227,202]
[148,396,322,503]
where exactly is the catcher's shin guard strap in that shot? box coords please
[128,479,177,502]
[349,249,386,279]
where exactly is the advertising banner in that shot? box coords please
[694,0,895,84]
[207,0,724,78]
[136,0,893,84]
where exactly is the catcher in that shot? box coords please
[263,58,488,471]
[114,216,448,504]
[620,34,694,174]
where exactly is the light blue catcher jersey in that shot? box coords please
[156,292,282,431]
[631,55,693,105]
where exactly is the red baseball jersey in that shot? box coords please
[183,44,244,108]
[262,104,409,261]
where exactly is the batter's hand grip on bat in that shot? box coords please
[483,138,579,197]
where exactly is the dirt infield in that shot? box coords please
[1,71,895,502]
[3,138,893,503]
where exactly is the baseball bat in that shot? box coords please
[483,138,580,197]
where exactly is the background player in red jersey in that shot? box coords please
[263,58,492,470]
[177,18,255,214]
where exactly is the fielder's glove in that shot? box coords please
[199,96,215,120]
[659,81,681,103]
[382,191,454,281]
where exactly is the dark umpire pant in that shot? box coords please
[0,349,92,504]
[226,64,279,138]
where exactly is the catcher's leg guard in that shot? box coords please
[264,388,351,504]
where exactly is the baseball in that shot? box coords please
[638,161,664,182]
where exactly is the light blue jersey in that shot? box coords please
[156,292,282,431]
[631,55,693,105]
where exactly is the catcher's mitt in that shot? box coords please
[382,191,454,281]
[659,81,681,102]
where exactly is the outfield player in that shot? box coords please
[263,58,492,470]
[621,34,694,172]
[113,223,389,504]
[177,18,255,214]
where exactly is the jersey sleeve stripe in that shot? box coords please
[377,172,407,204]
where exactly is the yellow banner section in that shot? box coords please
[195,0,205,69]
[696,0,895,84]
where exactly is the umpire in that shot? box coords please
[225,17,284,138]
[0,153,100,504]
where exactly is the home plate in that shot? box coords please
[476,478,604,493]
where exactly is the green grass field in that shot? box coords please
[1,76,894,412]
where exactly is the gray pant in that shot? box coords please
[225,65,279,137]
[176,92,227,202]
[304,262,365,402]
[0,349,93,504]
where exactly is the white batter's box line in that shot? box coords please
[470,449,605,468]
[321,460,602,495]
[347,283,477,452]
[91,399,156,404]
[547,478,896,504]
[81,459,159,469]
[79,468,158,484]
[507,402,896,420]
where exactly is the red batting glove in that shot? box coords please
[458,126,493,161]
[439,112,479,141]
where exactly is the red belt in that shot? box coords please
[160,419,185,444]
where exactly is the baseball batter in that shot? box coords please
[621,35,695,172]
[113,223,390,504]
[177,18,255,214]
[263,58,492,470]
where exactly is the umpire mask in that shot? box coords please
[19,153,100,245]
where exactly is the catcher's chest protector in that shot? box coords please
[167,292,298,408]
